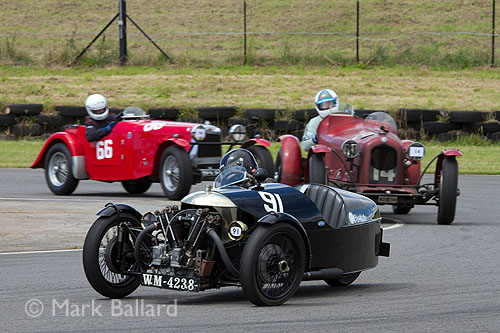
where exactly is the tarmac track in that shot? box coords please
[0,169,499,331]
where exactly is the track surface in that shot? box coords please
[0,169,499,331]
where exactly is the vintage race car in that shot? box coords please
[276,109,462,225]
[82,152,389,306]
[31,107,273,199]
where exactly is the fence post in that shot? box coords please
[244,0,247,65]
[356,1,360,63]
[493,0,496,66]
[118,0,127,65]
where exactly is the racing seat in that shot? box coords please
[298,184,347,228]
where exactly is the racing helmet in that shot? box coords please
[219,148,258,174]
[314,89,339,118]
[85,94,109,121]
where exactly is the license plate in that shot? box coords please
[378,196,398,204]
[141,273,200,292]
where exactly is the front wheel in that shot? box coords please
[325,272,361,287]
[82,212,143,298]
[247,145,274,178]
[274,148,283,182]
[44,143,79,195]
[159,146,192,200]
[240,223,306,306]
[309,153,326,184]
[437,157,458,225]
[121,178,152,194]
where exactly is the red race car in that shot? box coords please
[32,107,272,199]
[276,108,462,225]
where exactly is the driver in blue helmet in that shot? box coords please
[301,89,339,151]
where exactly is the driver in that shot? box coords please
[84,94,118,142]
[219,148,258,174]
[301,89,339,151]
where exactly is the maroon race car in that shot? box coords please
[32,107,273,200]
[276,108,462,225]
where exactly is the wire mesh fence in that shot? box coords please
[0,0,498,67]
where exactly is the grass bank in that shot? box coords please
[2,138,498,175]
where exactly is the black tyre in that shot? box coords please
[309,154,326,184]
[148,108,179,120]
[325,272,361,287]
[6,104,43,116]
[159,146,192,200]
[245,108,277,121]
[247,145,274,178]
[55,105,87,117]
[240,223,306,306]
[437,157,458,225]
[197,106,236,120]
[121,178,152,194]
[449,111,486,124]
[293,109,316,121]
[82,213,142,298]
[392,205,412,214]
[44,143,79,195]
[274,148,283,182]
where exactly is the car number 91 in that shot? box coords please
[141,273,200,292]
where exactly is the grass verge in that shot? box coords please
[2,138,498,174]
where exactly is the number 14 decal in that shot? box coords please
[258,192,284,213]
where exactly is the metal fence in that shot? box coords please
[0,0,498,67]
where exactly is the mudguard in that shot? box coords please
[242,137,271,148]
[434,149,462,185]
[278,134,302,186]
[31,132,84,168]
[166,137,191,151]
[97,203,143,221]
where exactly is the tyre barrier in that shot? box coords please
[149,108,179,120]
[2,105,500,141]
[197,106,237,121]
[5,104,43,116]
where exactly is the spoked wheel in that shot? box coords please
[309,153,326,184]
[325,272,361,287]
[247,145,274,178]
[83,212,144,298]
[240,223,306,306]
[121,178,152,194]
[159,146,192,200]
[44,143,79,195]
[437,157,458,225]
[392,205,412,214]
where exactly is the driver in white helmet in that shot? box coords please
[84,94,118,142]
[301,89,339,151]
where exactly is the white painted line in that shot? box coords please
[0,197,107,203]
[383,223,404,231]
[0,248,82,255]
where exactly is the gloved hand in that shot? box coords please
[312,134,318,144]
[103,121,117,135]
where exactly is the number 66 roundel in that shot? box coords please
[258,192,284,213]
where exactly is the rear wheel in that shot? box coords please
[247,145,274,178]
[309,153,326,184]
[159,146,192,200]
[121,178,152,194]
[437,157,458,225]
[325,272,361,287]
[240,223,306,306]
[82,213,143,298]
[44,143,79,195]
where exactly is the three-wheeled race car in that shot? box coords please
[276,107,462,224]
[31,107,273,200]
[82,149,390,306]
